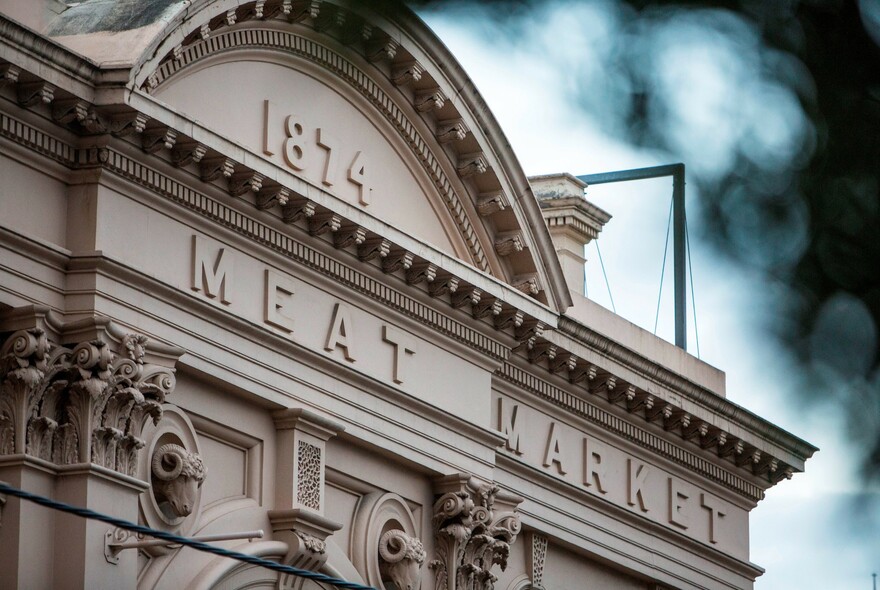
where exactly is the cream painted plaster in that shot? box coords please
[154,55,466,260]
[493,392,750,559]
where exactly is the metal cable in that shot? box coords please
[654,195,674,335]
[595,240,616,313]
[0,481,377,590]
[684,208,701,358]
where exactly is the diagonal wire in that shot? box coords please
[684,207,701,358]
[0,482,376,590]
[595,239,616,313]
[654,194,674,335]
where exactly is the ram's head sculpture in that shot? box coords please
[151,443,207,518]
[379,529,426,590]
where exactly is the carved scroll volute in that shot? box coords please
[379,530,426,590]
[430,476,522,590]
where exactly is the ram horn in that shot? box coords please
[378,530,410,564]
[151,443,186,481]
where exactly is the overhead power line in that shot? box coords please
[0,482,377,590]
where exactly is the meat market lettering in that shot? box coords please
[191,235,415,384]
[496,396,739,549]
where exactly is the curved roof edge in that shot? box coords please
[44,0,574,312]
[385,4,574,312]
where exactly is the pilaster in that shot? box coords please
[269,408,345,570]
[0,305,184,590]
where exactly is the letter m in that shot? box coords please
[497,397,523,455]
[192,235,233,304]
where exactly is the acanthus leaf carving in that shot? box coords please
[107,111,149,137]
[308,211,342,236]
[360,237,393,263]
[457,154,488,179]
[436,120,468,143]
[406,262,437,286]
[282,196,316,223]
[171,141,207,168]
[472,297,502,320]
[334,225,367,250]
[380,248,411,272]
[142,127,177,154]
[366,36,399,63]
[51,98,90,125]
[493,308,523,332]
[199,155,235,182]
[16,81,54,107]
[428,274,460,298]
[527,341,556,365]
[313,3,344,33]
[510,275,539,296]
[0,63,20,89]
[451,286,481,310]
[430,477,522,590]
[476,193,508,217]
[228,170,264,196]
[285,0,321,23]
[548,352,577,375]
[0,313,181,477]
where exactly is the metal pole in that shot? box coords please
[111,529,265,551]
[672,165,686,350]
[576,163,688,351]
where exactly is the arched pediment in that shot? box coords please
[49,0,573,311]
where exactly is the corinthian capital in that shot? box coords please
[430,474,522,590]
[0,308,183,476]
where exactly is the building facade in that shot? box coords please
[0,1,815,589]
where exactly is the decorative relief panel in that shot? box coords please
[527,533,548,590]
[139,405,207,541]
[296,440,322,511]
[269,408,344,572]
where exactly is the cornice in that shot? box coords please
[555,316,818,465]
[146,22,493,276]
[63,252,509,473]
[496,361,766,503]
[498,454,765,588]
[378,3,574,311]
[0,15,102,98]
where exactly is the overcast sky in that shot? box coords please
[421,4,879,588]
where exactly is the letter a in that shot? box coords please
[325,303,355,362]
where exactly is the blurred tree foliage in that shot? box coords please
[387,0,880,479]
